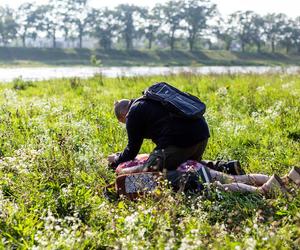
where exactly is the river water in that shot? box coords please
[0,66,299,82]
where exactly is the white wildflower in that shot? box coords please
[138,227,147,238]
[216,87,228,96]
[190,229,199,234]
[256,86,265,92]
[3,89,18,104]
[234,124,247,135]
[282,82,294,89]
[34,208,84,249]
[251,112,260,118]
[124,212,138,229]
[245,237,257,250]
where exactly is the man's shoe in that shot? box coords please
[226,160,246,175]
[217,160,245,175]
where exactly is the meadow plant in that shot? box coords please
[0,73,299,249]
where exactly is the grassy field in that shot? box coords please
[1,47,300,67]
[0,73,299,249]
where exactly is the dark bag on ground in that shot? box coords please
[202,160,245,175]
[143,82,206,119]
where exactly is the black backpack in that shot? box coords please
[142,82,206,120]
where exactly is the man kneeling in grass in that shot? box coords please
[108,97,210,172]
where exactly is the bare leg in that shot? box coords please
[230,174,270,186]
[215,174,287,197]
[209,169,270,186]
[215,182,261,193]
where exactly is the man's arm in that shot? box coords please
[111,107,144,168]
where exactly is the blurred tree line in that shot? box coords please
[0,0,299,53]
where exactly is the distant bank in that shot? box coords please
[0,47,300,67]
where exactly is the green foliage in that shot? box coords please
[184,0,217,51]
[0,73,299,248]
[12,77,35,90]
[69,77,83,89]
[0,7,18,45]
[90,54,102,66]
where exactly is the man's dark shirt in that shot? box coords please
[114,99,210,166]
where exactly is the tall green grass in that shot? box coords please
[0,73,299,249]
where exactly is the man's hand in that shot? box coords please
[107,154,116,163]
[108,153,121,170]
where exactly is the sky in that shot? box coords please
[0,0,299,18]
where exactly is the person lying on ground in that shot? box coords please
[115,154,300,197]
